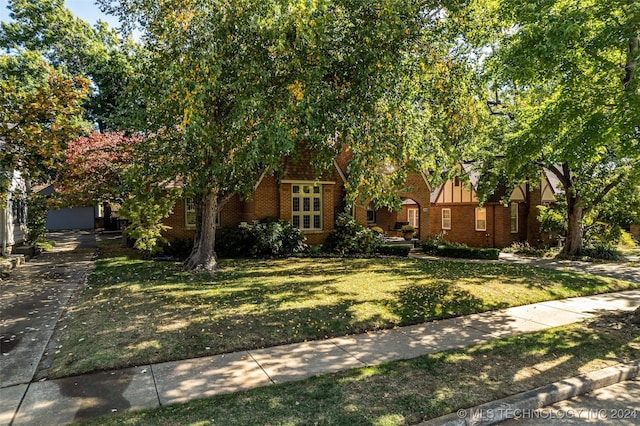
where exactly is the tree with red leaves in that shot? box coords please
[56,131,141,206]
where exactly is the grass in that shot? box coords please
[79,313,640,426]
[42,241,639,379]
[35,239,56,251]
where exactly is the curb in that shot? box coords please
[417,360,640,426]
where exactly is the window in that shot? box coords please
[366,203,376,223]
[292,184,322,230]
[185,199,197,228]
[407,208,419,228]
[12,199,26,225]
[441,208,451,230]
[510,202,518,233]
[475,207,487,231]
[185,198,219,228]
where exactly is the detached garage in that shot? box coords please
[37,185,97,231]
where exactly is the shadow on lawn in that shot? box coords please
[52,252,637,378]
[104,316,640,426]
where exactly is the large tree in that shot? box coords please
[0,51,89,195]
[479,0,639,254]
[100,0,480,272]
[1,0,135,131]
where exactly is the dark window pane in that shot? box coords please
[293,198,300,212]
[313,198,320,212]
[293,216,300,228]
[313,215,321,229]
[303,215,310,229]
[303,198,310,211]
[367,210,375,223]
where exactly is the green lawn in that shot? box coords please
[43,243,638,379]
[79,314,640,426]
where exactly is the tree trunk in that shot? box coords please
[184,191,219,273]
[562,195,585,256]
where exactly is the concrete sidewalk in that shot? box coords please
[2,287,640,425]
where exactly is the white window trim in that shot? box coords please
[441,208,451,230]
[185,199,197,229]
[366,202,376,224]
[475,207,487,231]
[291,183,323,231]
[510,202,519,233]
[408,208,419,228]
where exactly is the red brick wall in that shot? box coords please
[220,194,245,227]
[252,173,280,220]
[430,203,502,248]
[162,199,195,241]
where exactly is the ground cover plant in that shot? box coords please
[42,240,639,379]
[79,314,640,426]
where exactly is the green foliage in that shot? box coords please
[216,218,307,258]
[0,53,90,192]
[422,233,448,255]
[504,241,558,258]
[422,240,500,260]
[617,230,637,249]
[376,244,411,257]
[1,0,134,131]
[537,203,567,237]
[25,192,48,245]
[161,238,194,260]
[475,0,640,254]
[578,245,623,262]
[243,218,308,256]
[323,213,383,255]
[94,0,483,270]
[587,182,640,235]
[119,190,177,255]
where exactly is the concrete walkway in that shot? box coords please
[1,237,640,425]
[409,250,640,284]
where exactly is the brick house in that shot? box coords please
[429,164,561,248]
[162,149,432,246]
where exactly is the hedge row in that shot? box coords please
[377,244,412,257]
[422,243,500,260]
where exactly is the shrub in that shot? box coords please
[579,244,622,261]
[216,218,307,257]
[323,213,382,255]
[371,226,384,235]
[505,241,551,257]
[26,193,48,245]
[377,244,411,257]
[423,241,500,260]
[161,238,194,259]
[215,225,252,258]
[422,233,446,255]
[617,230,636,249]
[401,224,415,234]
[436,245,500,260]
[247,218,307,256]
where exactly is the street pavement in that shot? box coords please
[1,233,640,425]
[498,378,640,425]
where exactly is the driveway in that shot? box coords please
[0,232,96,388]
